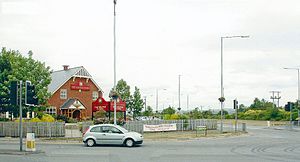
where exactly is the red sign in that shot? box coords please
[109,101,126,112]
[92,97,126,112]
[70,82,90,91]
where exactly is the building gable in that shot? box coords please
[48,66,102,95]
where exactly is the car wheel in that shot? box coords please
[86,139,95,147]
[125,139,134,147]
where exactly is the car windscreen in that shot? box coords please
[116,126,128,133]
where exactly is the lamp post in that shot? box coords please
[113,0,117,125]
[284,67,300,125]
[220,35,249,133]
[178,75,181,112]
[156,89,166,114]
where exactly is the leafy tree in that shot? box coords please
[0,48,51,116]
[0,50,12,113]
[162,106,176,115]
[202,110,214,119]
[114,79,133,114]
[190,107,204,119]
[249,98,274,110]
[131,86,143,118]
[143,106,153,116]
[238,104,247,112]
[115,79,131,101]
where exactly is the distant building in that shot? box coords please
[47,65,103,120]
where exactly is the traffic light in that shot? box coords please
[26,81,38,105]
[233,99,238,109]
[10,81,18,105]
[287,102,293,111]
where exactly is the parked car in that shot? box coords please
[82,124,143,147]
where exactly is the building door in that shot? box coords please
[73,110,80,119]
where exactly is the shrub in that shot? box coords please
[170,114,180,120]
[0,118,9,122]
[94,109,106,119]
[163,114,171,120]
[30,117,42,122]
[55,114,68,122]
[41,114,55,122]
[67,118,78,123]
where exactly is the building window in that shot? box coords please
[45,106,56,115]
[92,91,98,100]
[60,89,67,99]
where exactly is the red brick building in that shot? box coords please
[47,65,103,120]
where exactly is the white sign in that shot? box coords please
[26,133,36,152]
[143,124,177,132]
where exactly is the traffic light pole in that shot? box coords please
[234,99,238,132]
[235,104,238,132]
[19,81,23,151]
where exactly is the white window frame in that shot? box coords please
[60,89,67,99]
[45,106,56,115]
[92,91,98,101]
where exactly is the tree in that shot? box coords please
[238,104,247,112]
[0,50,12,113]
[114,79,133,113]
[249,98,274,110]
[190,107,202,119]
[0,48,51,115]
[115,79,131,101]
[143,106,153,116]
[131,86,143,118]
[162,106,176,115]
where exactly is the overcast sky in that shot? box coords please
[1,0,300,111]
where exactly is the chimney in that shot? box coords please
[63,65,69,70]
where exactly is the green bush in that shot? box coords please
[0,118,9,122]
[55,114,68,122]
[67,118,78,123]
[30,118,42,122]
[41,114,55,122]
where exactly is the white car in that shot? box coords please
[83,124,143,147]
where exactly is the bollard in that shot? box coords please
[242,123,246,132]
[267,121,270,127]
[26,133,36,152]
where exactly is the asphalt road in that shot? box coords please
[0,126,300,162]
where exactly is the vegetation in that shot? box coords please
[114,79,144,118]
[158,98,299,121]
[0,48,51,117]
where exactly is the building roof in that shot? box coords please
[48,66,102,94]
[61,98,85,109]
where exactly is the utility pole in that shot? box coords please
[113,0,117,125]
[270,91,281,108]
[186,95,189,112]
[144,96,147,112]
[178,75,181,112]
[19,81,23,151]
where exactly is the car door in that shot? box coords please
[100,126,125,145]
[89,126,104,144]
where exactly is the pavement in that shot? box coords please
[0,125,299,157]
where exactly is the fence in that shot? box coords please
[218,122,247,132]
[0,122,65,137]
[123,119,217,133]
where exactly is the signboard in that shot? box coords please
[70,82,90,91]
[143,124,177,132]
[92,97,126,112]
[109,101,126,112]
[26,133,36,152]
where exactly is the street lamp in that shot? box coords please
[143,95,153,113]
[113,0,117,125]
[284,67,300,124]
[156,89,167,113]
[220,35,249,133]
[178,75,181,112]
